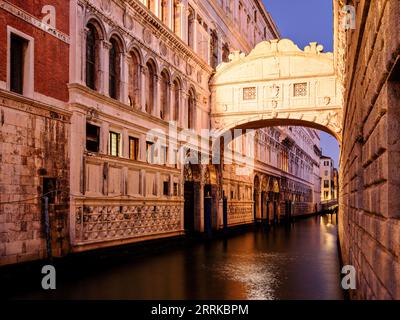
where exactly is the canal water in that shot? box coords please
[7,214,344,300]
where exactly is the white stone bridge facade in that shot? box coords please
[210,39,343,142]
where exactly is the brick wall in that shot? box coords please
[0,0,69,101]
[339,0,400,299]
[0,93,70,265]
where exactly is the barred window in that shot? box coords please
[293,83,308,97]
[243,87,256,100]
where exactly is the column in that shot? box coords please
[101,40,112,96]
[100,122,109,155]
[192,12,198,53]
[170,82,176,122]
[167,81,172,121]
[140,64,147,112]
[180,89,187,128]
[154,0,161,18]
[179,1,188,41]
[199,181,204,232]
[121,53,130,105]
[81,27,89,86]
[74,2,85,84]
[167,0,173,30]
[155,74,160,117]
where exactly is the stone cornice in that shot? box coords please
[82,0,213,75]
[0,89,71,122]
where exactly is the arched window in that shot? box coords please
[160,70,170,120]
[173,79,181,123]
[145,61,156,114]
[188,89,196,129]
[128,50,141,108]
[86,24,98,90]
[109,38,120,100]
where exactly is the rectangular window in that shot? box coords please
[161,146,168,166]
[146,141,154,163]
[86,123,100,153]
[109,131,121,157]
[324,180,329,188]
[173,183,179,196]
[10,34,28,94]
[163,181,169,196]
[129,136,139,161]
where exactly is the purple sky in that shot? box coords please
[263,0,340,167]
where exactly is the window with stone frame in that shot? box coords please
[10,34,28,94]
[129,136,139,161]
[86,123,100,153]
[109,131,121,157]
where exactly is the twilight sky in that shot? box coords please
[263,0,340,167]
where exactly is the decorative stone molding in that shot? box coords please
[74,203,182,244]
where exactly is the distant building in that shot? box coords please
[320,156,336,202]
[333,168,339,200]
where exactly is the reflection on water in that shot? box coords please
[10,214,343,300]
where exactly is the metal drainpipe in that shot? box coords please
[43,196,53,262]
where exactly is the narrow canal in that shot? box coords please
[7,214,344,300]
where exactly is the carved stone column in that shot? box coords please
[101,40,112,96]
[140,64,147,112]
[121,52,130,105]
[154,74,160,117]
[170,82,176,122]
[180,89,188,128]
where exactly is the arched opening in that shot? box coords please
[187,88,196,129]
[109,37,122,100]
[145,60,156,115]
[85,22,101,91]
[214,118,340,226]
[160,70,170,120]
[128,49,141,109]
[173,78,181,123]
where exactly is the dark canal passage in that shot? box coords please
[7,214,344,300]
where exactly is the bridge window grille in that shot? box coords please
[243,87,256,100]
[293,83,308,97]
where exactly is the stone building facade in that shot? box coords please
[335,0,400,299]
[320,155,335,202]
[0,0,71,264]
[0,0,321,265]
